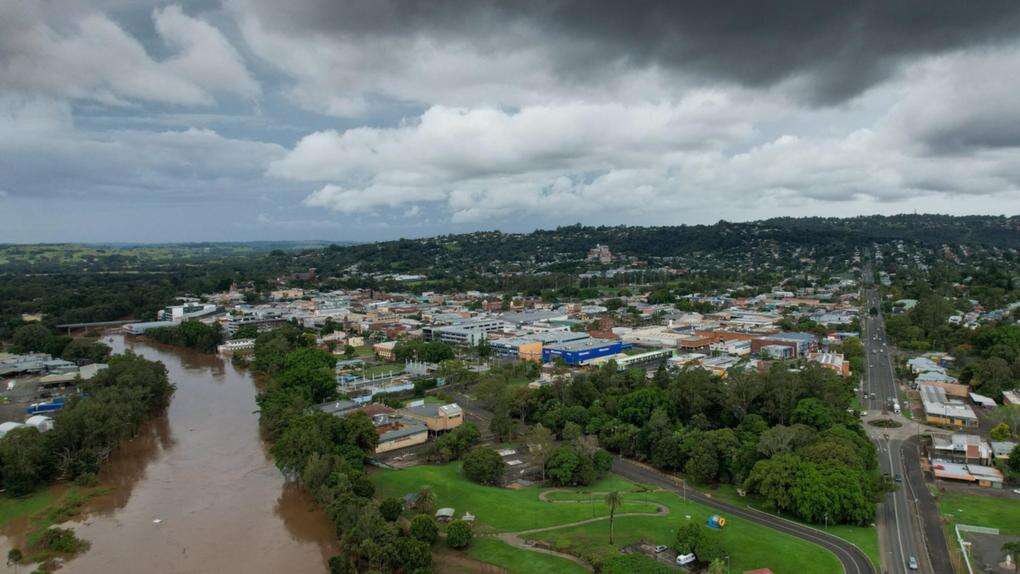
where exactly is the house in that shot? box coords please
[806,351,850,376]
[401,403,464,433]
[991,441,1017,462]
[318,401,428,454]
[373,340,398,361]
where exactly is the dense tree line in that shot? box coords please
[487,361,884,526]
[146,321,224,353]
[252,329,448,573]
[0,352,174,494]
[6,324,111,364]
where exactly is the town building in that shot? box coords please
[920,384,978,428]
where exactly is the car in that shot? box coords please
[861,411,868,417]
[654,545,668,553]
[908,556,918,570]
[1012,488,1020,495]
[895,474,903,484]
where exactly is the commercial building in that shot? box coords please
[422,318,505,345]
[931,460,1003,488]
[920,384,978,428]
[542,338,623,365]
[930,433,992,464]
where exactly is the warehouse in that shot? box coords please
[542,338,622,365]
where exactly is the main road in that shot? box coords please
[613,458,876,574]
[860,266,951,574]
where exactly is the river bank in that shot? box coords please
[0,335,337,573]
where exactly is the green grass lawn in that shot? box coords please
[708,483,880,570]
[530,489,841,574]
[373,464,843,574]
[372,464,659,532]
[0,489,58,528]
[938,491,1020,535]
[467,538,589,574]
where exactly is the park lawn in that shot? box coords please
[707,483,880,570]
[0,489,58,528]
[372,464,660,532]
[939,491,1020,535]
[467,538,589,574]
[361,362,404,377]
[529,489,843,574]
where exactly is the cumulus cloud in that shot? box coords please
[0,3,258,106]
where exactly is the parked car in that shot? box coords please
[654,545,668,553]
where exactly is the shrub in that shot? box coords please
[409,514,439,545]
[445,520,473,550]
[36,527,90,554]
[379,497,404,522]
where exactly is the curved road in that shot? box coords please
[613,458,876,574]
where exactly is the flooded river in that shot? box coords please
[1,335,337,573]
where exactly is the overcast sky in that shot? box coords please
[3,1,1020,243]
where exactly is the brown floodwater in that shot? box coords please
[0,335,338,573]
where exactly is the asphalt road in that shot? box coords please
[862,276,920,573]
[861,269,952,574]
[613,457,876,574]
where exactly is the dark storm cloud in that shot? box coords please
[245,0,1020,105]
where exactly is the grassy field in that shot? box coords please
[373,464,843,574]
[373,464,658,532]
[938,491,1020,535]
[466,538,588,574]
[530,489,842,574]
[708,483,880,570]
[0,489,59,528]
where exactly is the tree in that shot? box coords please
[674,522,704,554]
[489,404,515,442]
[392,536,432,572]
[990,422,1012,441]
[11,324,53,353]
[409,514,439,545]
[445,520,473,549]
[525,424,555,480]
[707,558,727,574]
[605,491,622,545]
[1008,444,1020,474]
[462,447,505,486]
[379,497,403,522]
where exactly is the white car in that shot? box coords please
[654,545,668,553]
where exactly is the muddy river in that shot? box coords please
[1,335,337,573]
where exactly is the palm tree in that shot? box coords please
[605,491,622,545]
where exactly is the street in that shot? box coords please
[861,268,951,574]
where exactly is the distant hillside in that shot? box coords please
[296,214,1020,274]
[0,241,357,273]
